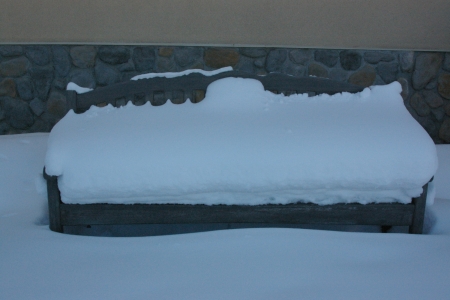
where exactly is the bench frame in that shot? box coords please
[44,71,430,235]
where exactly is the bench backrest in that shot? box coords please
[67,71,364,113]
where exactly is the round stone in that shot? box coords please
[410,93,430,117]
[265,49,287,72]
[0,57,29,77]
[348,65,376,87]
[0,79,16,97]
[98,46,131,65]
[174,47,201,68]
[70,46,97,69]
[412,53,443,90]
[314,50,338,68]
[308,63,328,78]
[204,48,240,69]
[340,50,361,71]
[438,73,450,100]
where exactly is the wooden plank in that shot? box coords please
[60,202,414,227]
[43,168,62,233]
[73,71,364,113]
[409,183,428,234]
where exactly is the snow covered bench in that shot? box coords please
[43,69,437,235]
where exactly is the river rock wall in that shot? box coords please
[1,45,449,143]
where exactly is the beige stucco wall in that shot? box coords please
[1,0,449,50]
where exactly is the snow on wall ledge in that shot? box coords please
[45,78,438,205]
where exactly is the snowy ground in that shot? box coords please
[1,133,449,299]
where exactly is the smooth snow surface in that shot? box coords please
[130,66,233,80]
[46,78,437,205]
[1,133,450,300]
[66,82,93,94]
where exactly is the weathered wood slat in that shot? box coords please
[60,202,415,227]
[72,71,364,113]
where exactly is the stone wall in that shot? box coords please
[1,45,449,143]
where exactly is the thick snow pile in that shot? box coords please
[45,78,437,205]
[1,133,450,299]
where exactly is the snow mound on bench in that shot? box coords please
[45,78,438,205]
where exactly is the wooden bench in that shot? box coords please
[43,70,432,235]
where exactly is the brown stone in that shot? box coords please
[70,46,97,68]
[348,65,376,87]
[410,93,430,117]
[0,57,29,77]
[412,53,443,90]
[438,73,450,100]
[204,48,240,69]
[439,118,450,143]
[158,47,174,57]
[308,63,329,78]
[47,91,68,118]
[422,91,444,108]
[397,77,409,100]
[0,79,16,97]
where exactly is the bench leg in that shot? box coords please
[409,183,428,234]
[44,168,63,233]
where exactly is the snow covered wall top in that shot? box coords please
[45,77,438,205]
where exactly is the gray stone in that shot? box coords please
[15,77,34,101]
[410,93,430,117]
[29,98,45,116]
[25,46,51,66]
[157,57,177,72]
[443,53,450,72]
[438,73,450,99]
[235,57,255,73]
[28,118,51,133]
[439,118,450,143]
[308,63,328,78]
[0,78,16,97]
[254,58,265,68]
[0,107,4,121]
[47,91,68,118]
[330,69,348,82]
[70,46,97,68]
[69,69,96,89]
[412,53,443,90]
[53,77,67,90]
[1,96,34,129]
[0,46,23,57]
[348,65,376,87]
[289,49,312,65]
[363,51,395,64]
[425,80,437,90]
[204,48,240,69]
[431,109,445,122]
[98,46,131,65]
[399,51,415,72]
[173,47,201,68]
[158,47,174,58]
[133,47,156,71]
[422,91,444,108]
[0,57,29,77]
[52,46,71,77]
[29,66,53,100]
[314,50,338,68]
[340,50,361,71]
[239,48,267,58]
[419,118,438,139]
[95,61,120,86]
[377,62,399,84]
[283,64,306,77]
[397,77,409,100]
[265,49,287,72]
[116,60,135,72]
[445,103,450,116]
